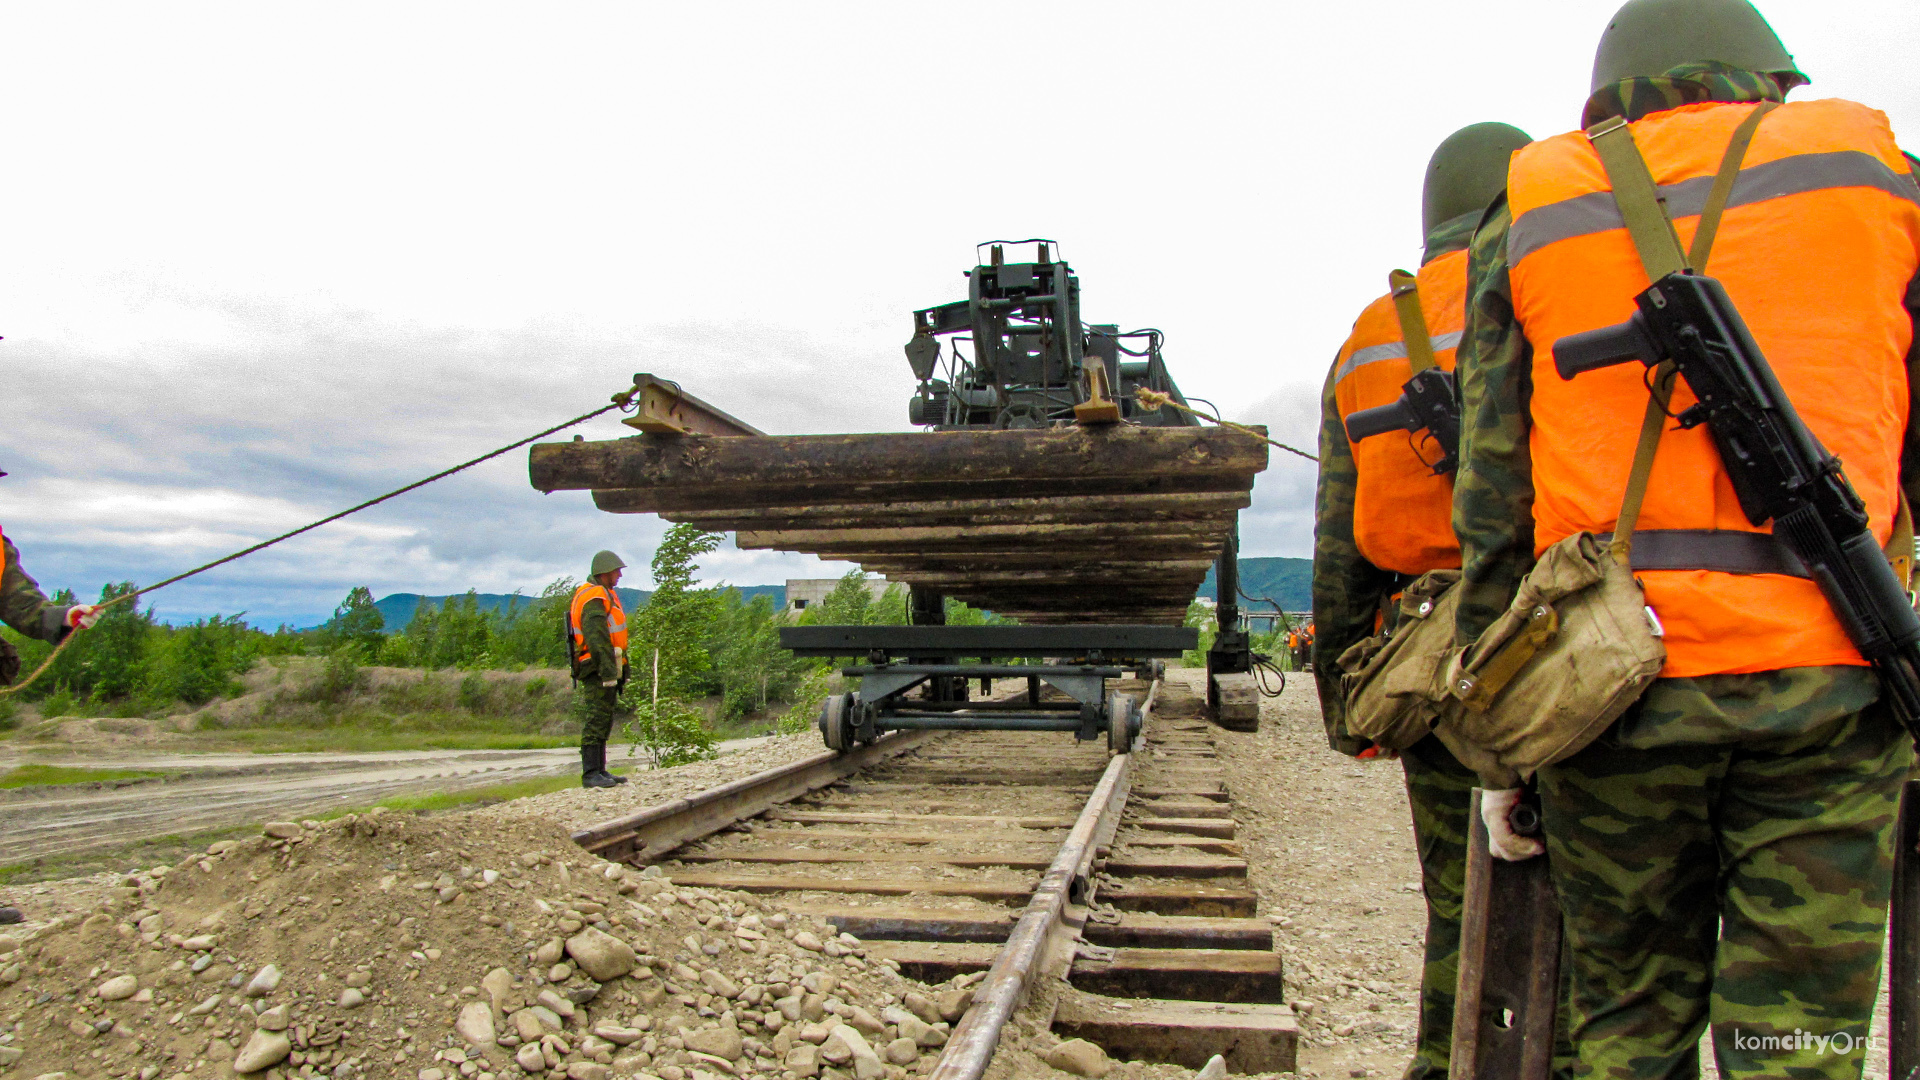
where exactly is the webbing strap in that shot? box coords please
[1586,103,1772,566]
[1586,115,1691,279]
[1689,102,1778,271]
[1608,366,1677,566]
[1386,269,1439,374]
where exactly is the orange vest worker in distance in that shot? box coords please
[568,581,628,672]
[571,549,632,789]
[1509,98,1920,677]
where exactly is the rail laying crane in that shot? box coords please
[881,240,1269,730]
[527,240,1271,752]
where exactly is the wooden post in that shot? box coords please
[1450,788,1562,1080]
[1891,779,1920,1080]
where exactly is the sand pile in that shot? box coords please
[0,809,976,1080]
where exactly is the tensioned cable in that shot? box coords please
[1133,388,1318,462]
[1,391,639,697]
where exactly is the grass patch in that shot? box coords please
[196,730,578,754]
[0,764,167,789]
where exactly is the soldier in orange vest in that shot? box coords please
[1313,122,1531,1080]
[1451,0,1919,1072]
[569,550,631,788]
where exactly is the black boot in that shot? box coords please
[0,907,20,925]
[581,744,619,789]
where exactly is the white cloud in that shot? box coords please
[1,0,1911,624]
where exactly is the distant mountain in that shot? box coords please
[368,584,786,633]
[1196,556,1310,612]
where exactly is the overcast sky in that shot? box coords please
[4,1,1916,628]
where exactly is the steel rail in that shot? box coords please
[570,729,939,863]
[926,680,1151,1080]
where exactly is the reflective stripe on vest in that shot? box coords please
[1334,331,1466,382]
[1511,150,1920,264]
[568,584,628,665]
[1507,97,1920,677]
[1329,249,1467,576]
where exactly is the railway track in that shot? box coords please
[572,674,1297,1076]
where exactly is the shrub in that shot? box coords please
[458,672,491,712]
[777,666,833,736]
[299,646,365,704]
[622,699,718,769]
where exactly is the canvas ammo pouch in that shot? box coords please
[1440,533,1665,774]
[1337,569,1461,751]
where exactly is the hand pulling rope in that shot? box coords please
[1133,388,1318,462]
[1,390,641,697]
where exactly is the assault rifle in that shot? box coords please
[1342,367,1461,475]
[1554,271,1920,734]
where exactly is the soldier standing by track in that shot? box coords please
[568,550,632,789]
[0,478,103,924]
[1451,0,1920,1074]
[1312,122,1531,1080]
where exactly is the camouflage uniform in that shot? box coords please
[1454,64,1918,1079]
[1313,210,1481,1080]
[2,533,74,642]
[573,597,626,745]
[1,531,75,683]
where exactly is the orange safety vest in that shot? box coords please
[1330,252,1468,576]
[1508,97,1920,676]
[568,583,628,668]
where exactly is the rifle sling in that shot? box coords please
[1387,269,1440,375]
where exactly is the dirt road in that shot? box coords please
[0,737,775,863]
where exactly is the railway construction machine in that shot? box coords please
[526,240,1271,751]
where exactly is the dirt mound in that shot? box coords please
[0,809,969,1080]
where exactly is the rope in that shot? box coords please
[2,392,638,697]
[1133,388,1318,462]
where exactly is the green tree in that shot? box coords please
[432,591,492,668]
[490,578,575,669]
[325,587,385,661]
[74,583,152,700]
[709,590,805,721]
[625,524,723,704]
[402,599,439,667]
[145,615,257,705]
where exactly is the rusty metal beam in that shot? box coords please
[619,373,766,437]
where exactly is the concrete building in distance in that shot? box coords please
[785,577,894,613]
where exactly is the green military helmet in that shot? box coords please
[1422,122,1533,239]
[1592,0,1805,92]
[589,550,626,577]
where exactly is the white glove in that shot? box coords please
[1481,788,1545,861]
[65,605,101,630]
[601,679,619,688]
